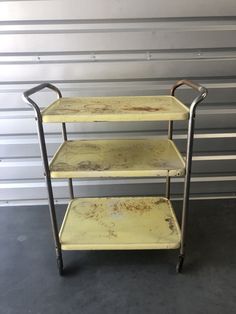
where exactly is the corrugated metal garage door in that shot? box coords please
[0,0,236,205]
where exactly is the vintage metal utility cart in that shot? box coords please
[23,80,207,275]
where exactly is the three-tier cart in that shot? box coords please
[23,80,207,275]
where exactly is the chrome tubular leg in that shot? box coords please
[22,83,65,275]
[176,111,195,273]
[165,120,173,199]
[62,122,74,199]
[170,79,208,273]
[37,117,63,275]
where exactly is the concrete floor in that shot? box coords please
[0,199,236,314]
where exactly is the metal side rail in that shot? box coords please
[23,83,66,275]
[170,80,208,273]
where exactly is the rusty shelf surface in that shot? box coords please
[49,138,185,178]
[59,197,181,250]
[42,96,189,122]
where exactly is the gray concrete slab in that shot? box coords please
[0,199,236,314]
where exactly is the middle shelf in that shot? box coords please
[49,138,185,178]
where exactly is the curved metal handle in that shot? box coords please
[22,83,62,117]
[171,79,208,114]
[171,79,206,94]
[23,82,62,99]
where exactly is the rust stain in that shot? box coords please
[57,108,83,113]
[53,162,75,171]
[57,103,114,114]
[112,198,167,215]
[80,207,99,220]
[107,228,117,239]
[56,104,165,114]
[53,160,110,172]
[118,200,152,214]
[154,198,166,206]
[98,220,117,238]
[77,160,110,171]
[165,216,175,232]
[75,203,117,239]
[79,143,100,151]
[122,106,163,112]
[113,203,119,213]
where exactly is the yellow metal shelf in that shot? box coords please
[59,197,181,250]
[49,138,185,178]
[42,96,189,122]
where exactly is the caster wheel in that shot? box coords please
[57,257,64,276]
[176,255,184,273]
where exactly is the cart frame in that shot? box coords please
[23,80,207,275]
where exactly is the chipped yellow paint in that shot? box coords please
[49,139,185,178]
[42,96,189,122]
[59,197,181,250]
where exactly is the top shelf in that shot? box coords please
[42,96,189,123]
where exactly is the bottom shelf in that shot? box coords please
[59,197,181,250]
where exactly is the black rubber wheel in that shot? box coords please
[57,257,64,276]
[176,255,184,273]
